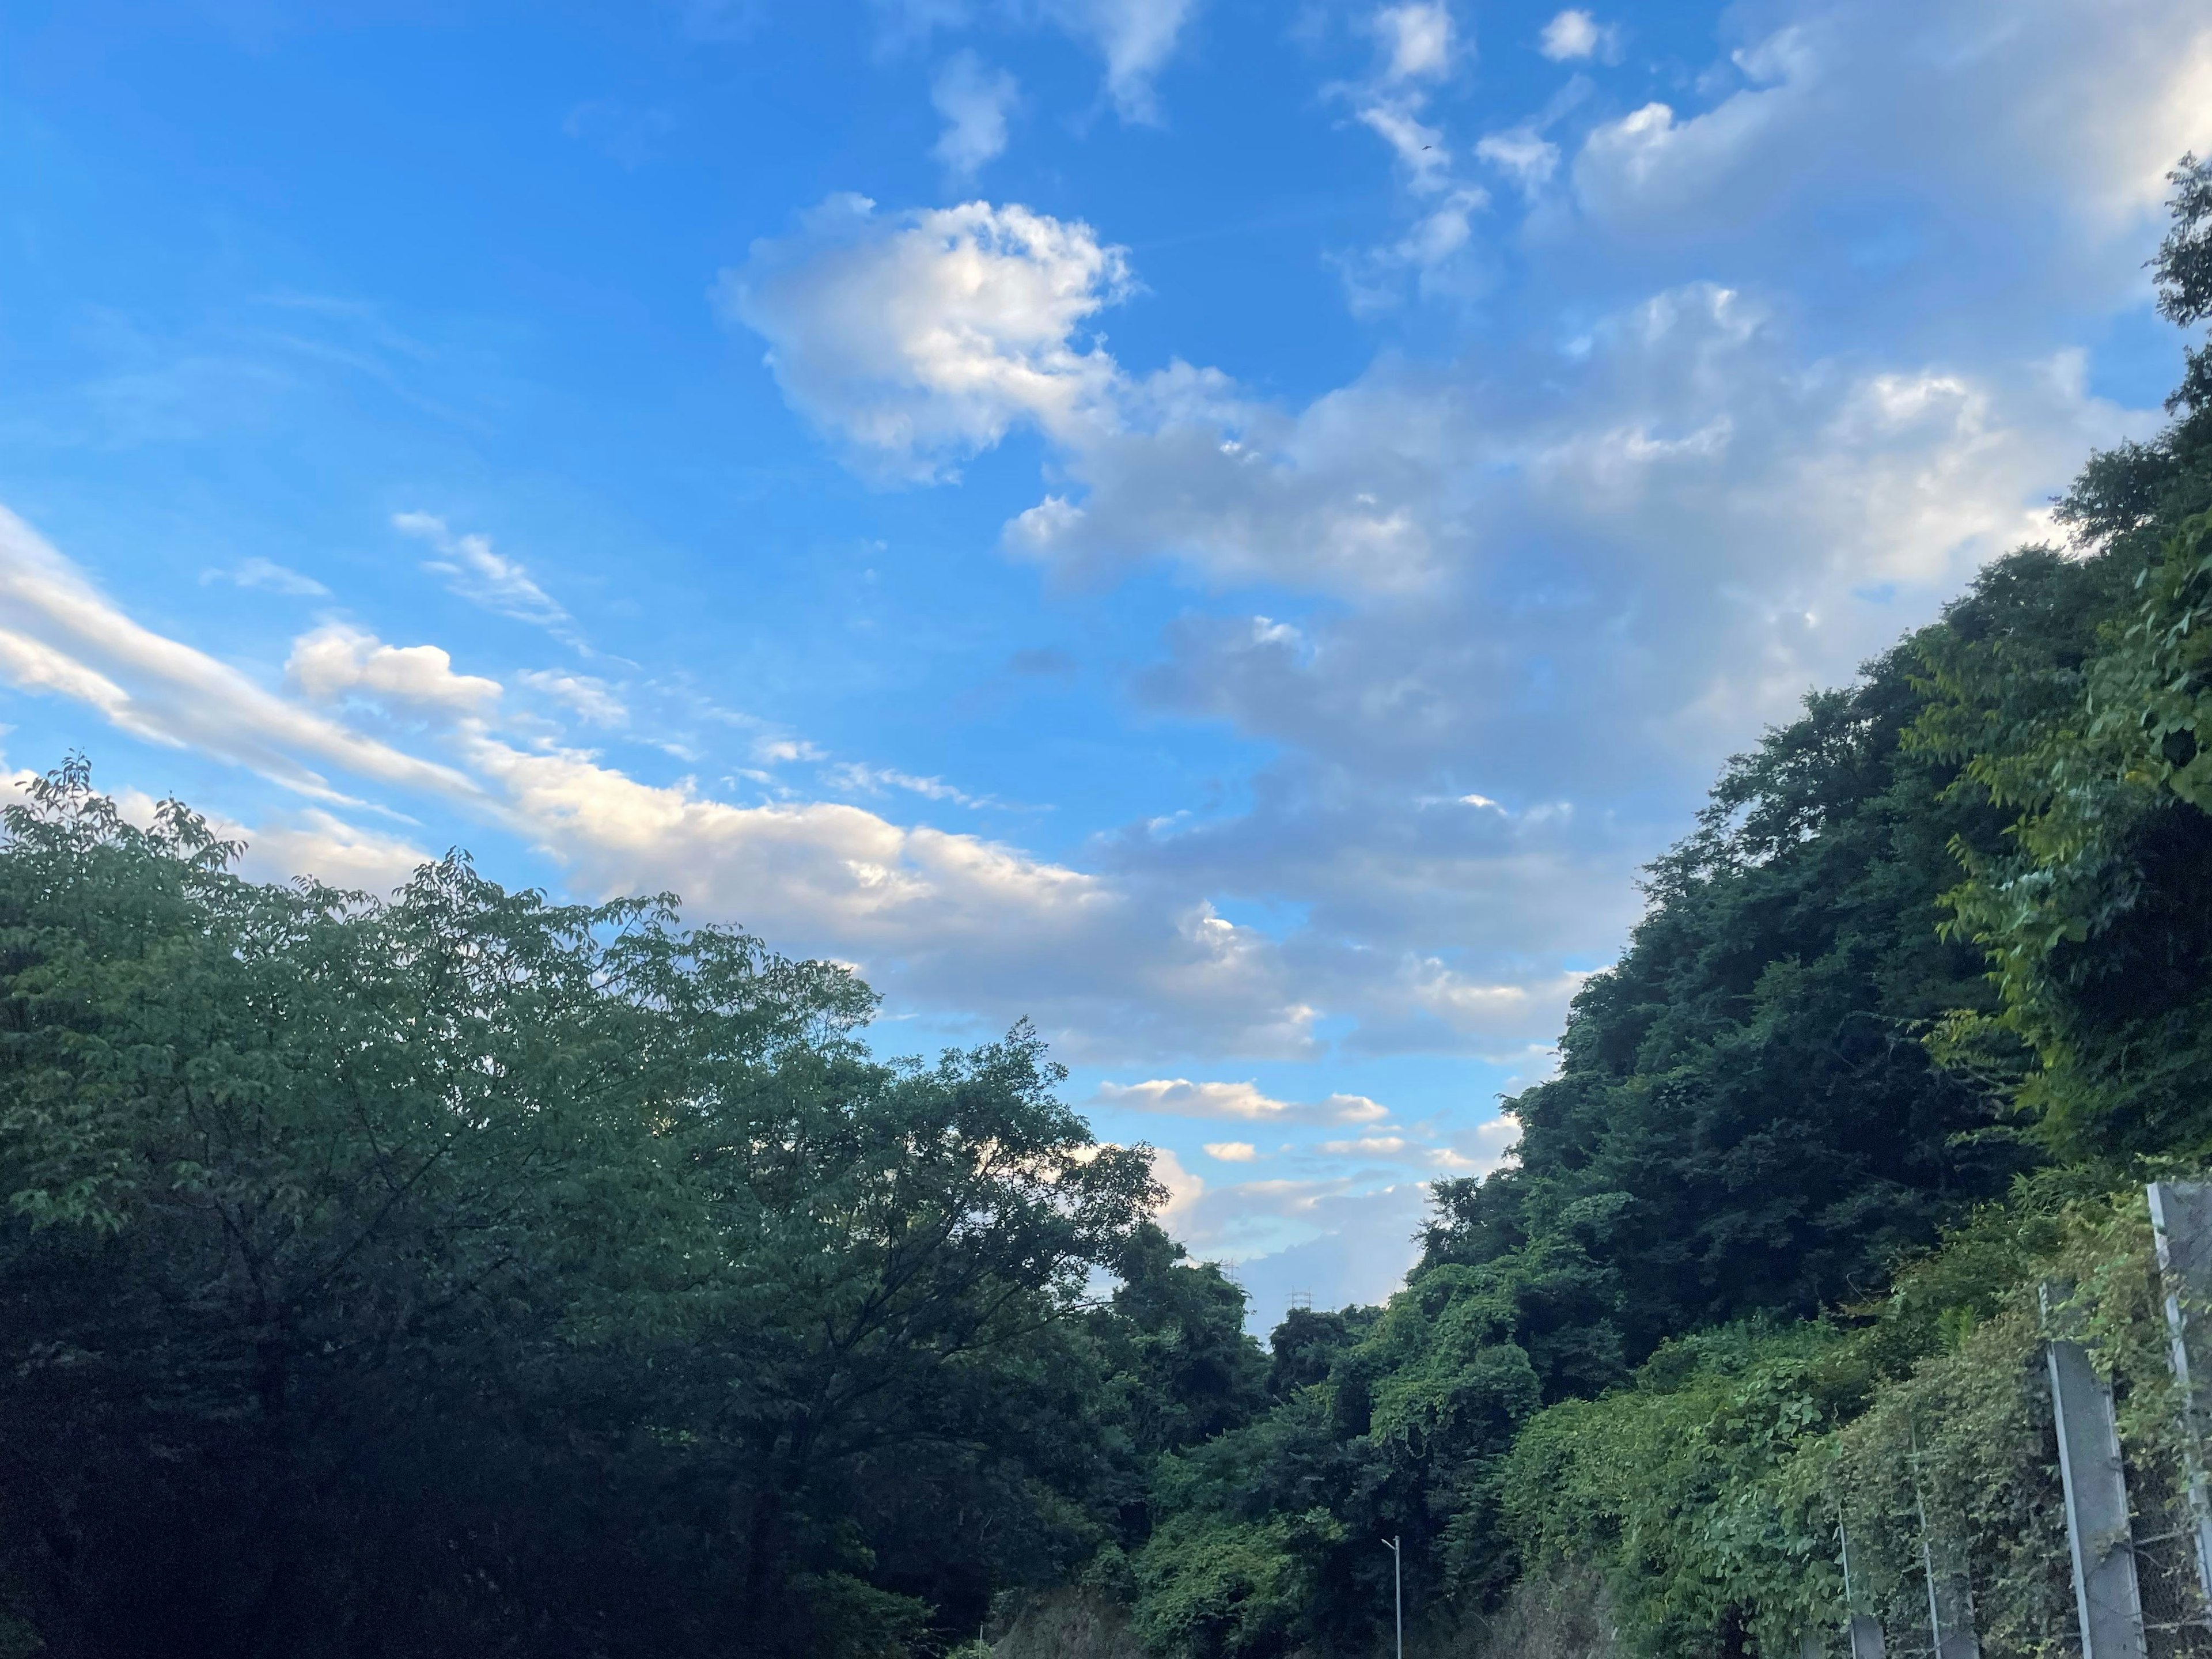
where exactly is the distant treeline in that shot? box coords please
[3,156,2210,1659]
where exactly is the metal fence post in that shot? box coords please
[2147,1179,2212,1619]
[2046,1282,2150,1659]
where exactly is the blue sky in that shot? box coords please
[3,0,2208,1317]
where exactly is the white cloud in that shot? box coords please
[202,556,329,597]
[0,509,1342,1062]
[1203,1140,1257,1161]
[228,807,433,895]
[727,180,2149,617]
[1374,3,1453,82]
[392,512,582,647]
[1041,0,1198,123]
[752,734,825,764]
[0,507,481,808]
[1338,185,1492,311]
[1570,2,2212,247]
[1118,288,2141,790]
[1317,1134,1406,1157]
[1538,9,1601,61]
[1146,1145,1207,1228]
[1475,127,1559,191]
[1312,3,1504,304]
[1355,102,1452,193]
[1226,1181,1431,1317]
[434,732,1323,1060]
[517,669,627,727]
[286,624,503,718]
[822,759,997,808]
[1312,1109,1517,1172]
[1093,1078,1388,1124]
[873,0,1196,123]
[719,196,1132,483]
[716,100,2178,1077]
[931,51,1018,179]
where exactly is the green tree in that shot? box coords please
[0,760,1157,1658]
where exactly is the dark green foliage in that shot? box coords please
[1437,634,2036,1386]
[1098,1224,1271,1459]
[1266,1305,1376,1400]
[1911,156,2212,1162]
[0,760,1179,1658]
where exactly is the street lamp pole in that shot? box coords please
[1381,1535,1402,1659]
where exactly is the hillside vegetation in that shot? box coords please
[1116,152,2212,1659]
[2,157,2210,1658]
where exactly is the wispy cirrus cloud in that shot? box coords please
[201,556,329,597]
[393,512,584,650]
[517,669,628,728]
[0,507,482,808]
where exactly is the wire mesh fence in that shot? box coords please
[2122,1447,2212,1657]
[1807,1183,2212,1659]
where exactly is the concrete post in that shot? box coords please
[1838,1520,1886,1659]
[1845,1614,1887,1659]
[2046,1283,2149,1659]
[1912,1437,1982,1659]
[2147,1180,2212,1620]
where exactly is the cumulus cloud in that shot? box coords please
[1227,1180,1432,1316]
[1123,293,2139,793]
[1204,1140,1257,1162]
[721,180,2155,776]
[931,51,1018,180]
[1373,3,1453,82]
[751,734,825,764]
[1093,1078,1388,1124]
[1160,1170,1437,1310]
[1355,103,1452,192]
[714,17,2197,1084]
[719,196,1132,483]
[1537,8,1602,62]
[1570,0,2212,252]
[286,624,503,718]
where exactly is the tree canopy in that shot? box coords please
[0,760,1187,1657]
